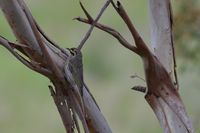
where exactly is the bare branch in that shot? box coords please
[34,20,66,52]
[0,0,43,58]
[111,1,147,51]
[168,2,179,90]
[77,0,111,51]
[1,0,112,132]
[0,36,51,76]
[79,2,93,22]
[130,74,145,82]
[22,2,64,79]
[76,17,139,54]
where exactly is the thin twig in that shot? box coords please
[77,0,111,51]
[130,74,145,82]
[111,1,147,50]
[34,20,61,49]
[167,1,179,89]
[0,35,28,56]
[34,19,69,57]
[170,24,179,90]
[0,36,51,76]
[76,17,139,54]
[79,2,93,22]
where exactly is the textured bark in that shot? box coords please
[0,0,112,132]
[148,0,194,132]
[0,0,195,132]
[77,0,195,133]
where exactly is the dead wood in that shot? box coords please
[76,1,195,132]
[0,0,112,132]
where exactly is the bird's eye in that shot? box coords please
[69,48,77,56]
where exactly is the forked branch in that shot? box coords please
[0,0,112,132]
[78,1,195,132]
[0,0,195,132]
[76,17,139,54]
[77,1,111,51]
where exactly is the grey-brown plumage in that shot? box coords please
[65,48,100,110]
[67,48,84,95]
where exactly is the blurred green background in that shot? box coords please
[0,0,199,132]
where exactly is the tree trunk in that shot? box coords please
[148,0,194,132]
